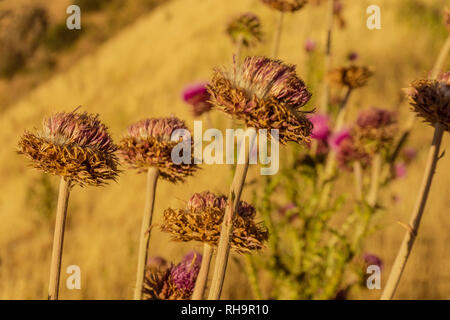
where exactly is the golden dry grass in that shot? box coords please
[0,0,449,299]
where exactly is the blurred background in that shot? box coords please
[0,0,449,299]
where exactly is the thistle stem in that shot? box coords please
[191,244,213,300]
[381,123,444,300]
[367,153,382,207]
[321,0,335,113]
[245,255,262,300]
[235,34,244,66]
[48,177,71,300]
[134,167,160,300]
[353,161,363,202]
[208,129,256,300]
[430,35,450,80]
[272,11,284,58]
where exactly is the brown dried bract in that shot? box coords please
[328,65,374,89]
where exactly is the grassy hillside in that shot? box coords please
[0,0,449,299]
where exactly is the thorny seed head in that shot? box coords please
[208,56,313,144]
[18,110,119,187]
[226,13,263,48]
[118,116,199,183]
[328,65,374,89]
[161,191,267,253]
[182,82,213,117]
[261,0,307,12]
[407,72,450,132]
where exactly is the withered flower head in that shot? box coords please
[161,191,267,253]
[208,56,313,144]
[182,82,213,117]
[142,252,201,300]
[407,72,450,132]
[226,13,263,48]
[118,116,199,183]
[352,107,397,153]
[18,110,119,187]
[336,134,371,171]
[328,65,374,89]
[261,0,307,12]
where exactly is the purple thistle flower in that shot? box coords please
[328,128,350,150]
[356,107,396,129]
[309,114,330,140]
[395,163,407,179]
[127,117,187,142]
[304,39,317,53]
[363,253,383,270]
[170,251,202,292]
[182,82,213,117]
[348,51,358,62]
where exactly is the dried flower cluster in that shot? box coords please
[407,72,450,132]
[261,0,307,12]
[208,56,313,144]
[142,252,202,300]
[161,191,268,253]
[18,111,119,187]
[182,82,213,117]
[226,13,263,48]
[328,65,374,89]
[118,117,199,182]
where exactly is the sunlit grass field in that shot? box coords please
[0,0,449,299]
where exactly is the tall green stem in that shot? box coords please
[272,11,284,58]
[208,129,256,300]
[48,177,71,300]
[321,0,335,113]
[381,123,444,300]
[134,167,160,300]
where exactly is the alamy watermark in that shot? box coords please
[170,121,280,175]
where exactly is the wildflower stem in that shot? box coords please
[321,0,335,113]
[235,35,244,66]
[381,123,444,300]
[208,129,256,300]
[318,87,352,208]
[245,255,262,300]
[134,167,160,300]
[192,244,213,300]
[353,161,363,201]
[48,177,71,300]
[367,153,382,207]
[272,11,284,58]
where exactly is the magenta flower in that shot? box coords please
[304,39,317,53]
[170,251,202,292]
[309,114,330,140]
[363,253,383,270]
[395,163,407,179]
[402,147,417,163]
[348,51,358,62]
[182,82,213,116]
[328,128,350,150]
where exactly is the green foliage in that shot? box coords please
[43,22,83,52]
[26,174,57,221]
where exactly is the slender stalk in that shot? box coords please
[191,244,214,300]
[245,255,262,300]
[208,129,256,300]
[321,0,335,113]
[367,153,382,207]
[48,177,71,300]
[272,11,284,58]
[381,123,444,300]
[318,87,352,208]
[353,161,363,202]
[134,167,160,300]
[235,35,244,66]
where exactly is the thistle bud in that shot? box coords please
[328,65,374,89]
[226,13,263,48]
[182,82,213,117]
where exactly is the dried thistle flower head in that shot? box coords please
[226,13,263,48]
[328,65,374,89]
[407,72,450,132]
[18,110,119,187]
[161,191,267,253]
[182,82,213,117]
[118,116,199,183]
[336,134,371,171]
[142,251,201,300]
[352,107,397,154]
[261,0,307,12]
[208,56,313,144]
